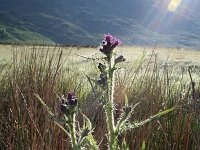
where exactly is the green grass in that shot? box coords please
[0,45,200,149]
[0,24,54,44]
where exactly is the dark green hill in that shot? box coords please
[0,0,200,47]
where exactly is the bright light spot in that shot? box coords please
[168,0,181,12]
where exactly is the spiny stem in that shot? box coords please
[69,113,77,148]
[105,54,117,149]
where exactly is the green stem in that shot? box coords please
[106,102,116,149]
[105,54,117,149]
[69,113,77,149]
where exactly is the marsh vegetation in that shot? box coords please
[0,44,200,149]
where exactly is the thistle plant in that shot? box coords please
[35,33,175,150]
[35,92,98,150]
[59,92,78,148]
[98,34,123,149]
[93,33,175,149]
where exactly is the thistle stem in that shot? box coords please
[105,54,117,149]
[69,113,77,148]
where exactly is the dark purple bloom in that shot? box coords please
[113,38,122,46]
[58,97,69,114]
[99,33,122,56]
[58,92,78,115]
[67,92,78,106]
[104,33,113,43]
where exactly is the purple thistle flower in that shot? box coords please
[104,33,113,43]
[100,33,122,56]
[67,92,78,106]
[58,92,78,116]
[113,38,122,46]
[58,97,69,115]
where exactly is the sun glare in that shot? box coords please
[168,0,182,12]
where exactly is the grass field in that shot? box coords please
[0,44,200,149]
[1,44,200,64]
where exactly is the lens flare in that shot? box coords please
[168,0,181,12]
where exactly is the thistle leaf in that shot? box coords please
[116,102,140,134]
[82,114,92,131]
[34,94,70,137]
[34,94,55,117]
[123,107,175,132]
[79,136,99,150]
[85,74,97,97]
[78,114,93,146]
[54,121,70,137]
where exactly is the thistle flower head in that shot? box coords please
[60,103,68,114]
[58,97,69,115]
[67,92,78,106]
[104,33,113,43]
[99,33,122,56]
[98,63,107,73]
[58,92,78,115]
[113,38,122,46]
[97,73,107,87]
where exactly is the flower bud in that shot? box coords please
[115,55,126,64]
[67,92,78,106]
[58,92,78,115]
[98,63,106,73]
[98,73,107,87]
[60,103,69,114]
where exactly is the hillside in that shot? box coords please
[0,0,200,47]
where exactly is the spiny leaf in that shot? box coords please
[116,102,140,134]
[82,134,99,150]
[34,94,55,117]
[54,121,70,137]
[35,94,70,137]
[123,107,176,131]
[78,114,93,145]
[82,113,92,130]
[85,74,97,97]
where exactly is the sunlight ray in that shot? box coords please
[168,0,182,12]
